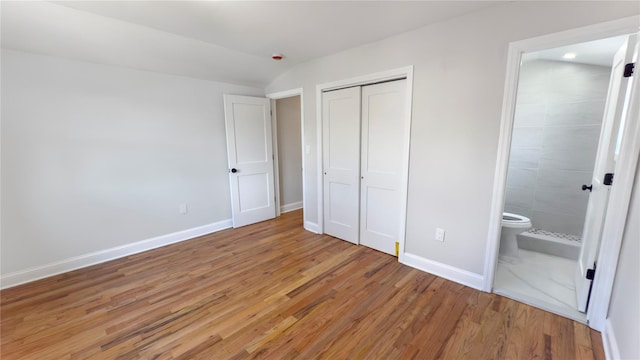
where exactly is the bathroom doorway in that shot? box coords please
[492,33,637,322]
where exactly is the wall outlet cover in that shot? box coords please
[179,203,188,214]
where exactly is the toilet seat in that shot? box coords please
[502,212,531,227]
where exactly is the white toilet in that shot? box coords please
[499,212,532,257]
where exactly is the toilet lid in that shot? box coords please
[502,212,531,223]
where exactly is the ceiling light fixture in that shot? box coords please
[563,52,577,60]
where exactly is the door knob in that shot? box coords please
[582,184,593,192]
[231,168,238,173]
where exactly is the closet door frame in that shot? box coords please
[316,66,414,262]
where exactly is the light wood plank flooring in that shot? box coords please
[1,210,604,359]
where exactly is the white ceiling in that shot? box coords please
[1,1,501,87]
[524,35,629,67]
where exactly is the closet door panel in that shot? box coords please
[322,87,361,244]
[360,80,407,255]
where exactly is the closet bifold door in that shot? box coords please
[360,80,407,256]
[322,87,361,244]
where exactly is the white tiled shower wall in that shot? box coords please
[505,60,611,237]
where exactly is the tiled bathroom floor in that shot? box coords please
[493,249,587,323]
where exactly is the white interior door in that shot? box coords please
[322,87,361,244]
[224,95,276,228]
[575,35,636,312]
[360,80,407,255]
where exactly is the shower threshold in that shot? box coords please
[517,229,581,260]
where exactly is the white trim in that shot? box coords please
[304,221,321,234]
[266,89,307,229]
[603,319,621,360]
[398,68,414,264]
[266,88,303,100]
[402,253,485,291]
[316,86,324,234]
[271,99,281,217]
[315,66,414,261]
[484,15,640,330]
[483,39,522,292]
[316,67,415,93]
[0,219,232,290]
[281,201,303,213]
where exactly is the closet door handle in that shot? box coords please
[231,168,238,173]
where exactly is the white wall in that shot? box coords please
[275,96,303,209]
[1,49,263,275]
[265,2,639,276]
[606,158,640,360]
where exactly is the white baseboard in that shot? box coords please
[0,219,232,290]
[401,252,485,291]
[280,201,303,213]
[603,319,621,360]
[304,221,321,234]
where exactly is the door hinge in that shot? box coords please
[623,63,635,78]
[603,173,614,186]
[586,263,596,280]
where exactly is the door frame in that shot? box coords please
[316,66,414,262]
[265,88,306,219]
[483,15,640,331]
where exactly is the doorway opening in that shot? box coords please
[485,16,640,331]
[267,89,306,226]
[322,79,408,256]
[223,89,305,229]
[273,95,304,216]
[316,66,414,260]
[493,35,633,323]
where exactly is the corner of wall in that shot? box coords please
[603,318,621,360]
[281,201,303,213]
[401,252,485,291]
[304,221,321,234]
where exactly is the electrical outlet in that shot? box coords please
[435,228,445,242]
[179,203,188,215]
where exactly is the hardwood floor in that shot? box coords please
[1,210,604,359]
